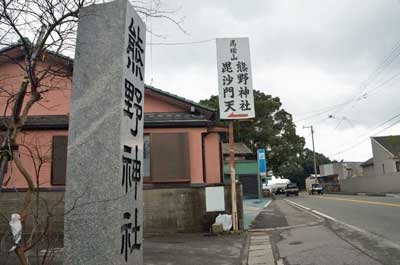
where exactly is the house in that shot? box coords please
[317,162,363,192]
[369,136,400,176]
[221,143,261,197]
[360,157,374,177]
[338,135,400,194]
[0,44,243,233]
[320,162,363,180]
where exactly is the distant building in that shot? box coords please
[369,136,400,176]
[222,143,259,197]
[339,135,400,194]
[318,162,363,192]
[222,142,253,161]
[320,162,363,180]
[360,157,374,177]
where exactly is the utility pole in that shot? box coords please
[303,125,318,178]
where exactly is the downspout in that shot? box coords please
[219,139,224,184]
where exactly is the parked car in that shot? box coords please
[275,187,286,195]
[285,183,299,196]
[309,183,324,195]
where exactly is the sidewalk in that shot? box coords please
[245,197,321,265]
[245,198,391,265]
[0,233,247,265]
[243,197,271,229]
[144,233,247,265]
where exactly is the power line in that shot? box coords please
[295,101,351,118]
[296,68,400,125]
[296,38,400,122]
[327,108,400,151]
[329,113,400,157]
[147,38,215,46]
[294,101,353,123]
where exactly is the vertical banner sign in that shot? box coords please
[120,1,145,263]
[217,38,255,120]
[257,149,267,177]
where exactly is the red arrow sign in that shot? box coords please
[227,113,249,118]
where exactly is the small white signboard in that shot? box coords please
[205,186,225,212]
[216,38,255,120]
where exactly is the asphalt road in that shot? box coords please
[286,194,400,245]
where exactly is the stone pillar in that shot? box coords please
[64,0,145,264]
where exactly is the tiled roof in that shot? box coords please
[144,112,212,127]
[0,115,69,130]
[145,85,216,113]
[373,135,400,157]
[0,43,74,64]
[221,143,253,155]
[0,113,213,130]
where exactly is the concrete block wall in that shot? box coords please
[143,184,244,234]
[340,172,400,193]
[0,184,243,237]
[0,190,65,249]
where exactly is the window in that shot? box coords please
[51,135,68,185]
[148,133,190,182]
[396,161,400,172]
[382,164,385,175]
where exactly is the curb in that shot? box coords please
[241,232,251,265]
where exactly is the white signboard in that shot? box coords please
[217,38,255,120]
[205,186,226,212]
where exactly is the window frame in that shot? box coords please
[144,132,190,183]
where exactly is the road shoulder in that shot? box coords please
[284,197,400,265]
[246,198,397,265]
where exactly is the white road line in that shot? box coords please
[283,199,311,211]
[311,210,336,221]
[387,194,400,198]
[285,199,400,250]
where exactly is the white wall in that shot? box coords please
[372,140,397,176]
[340,172,400,193]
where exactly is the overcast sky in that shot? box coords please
[143,0,400,162]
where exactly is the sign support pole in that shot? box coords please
[257,162,261,199]
[229,121,238,231]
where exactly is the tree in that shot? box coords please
[200,90,305,176]
[273,148,333,188]
[199,91,335,189]
[300,148,333,176]
[0,0,183,264]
